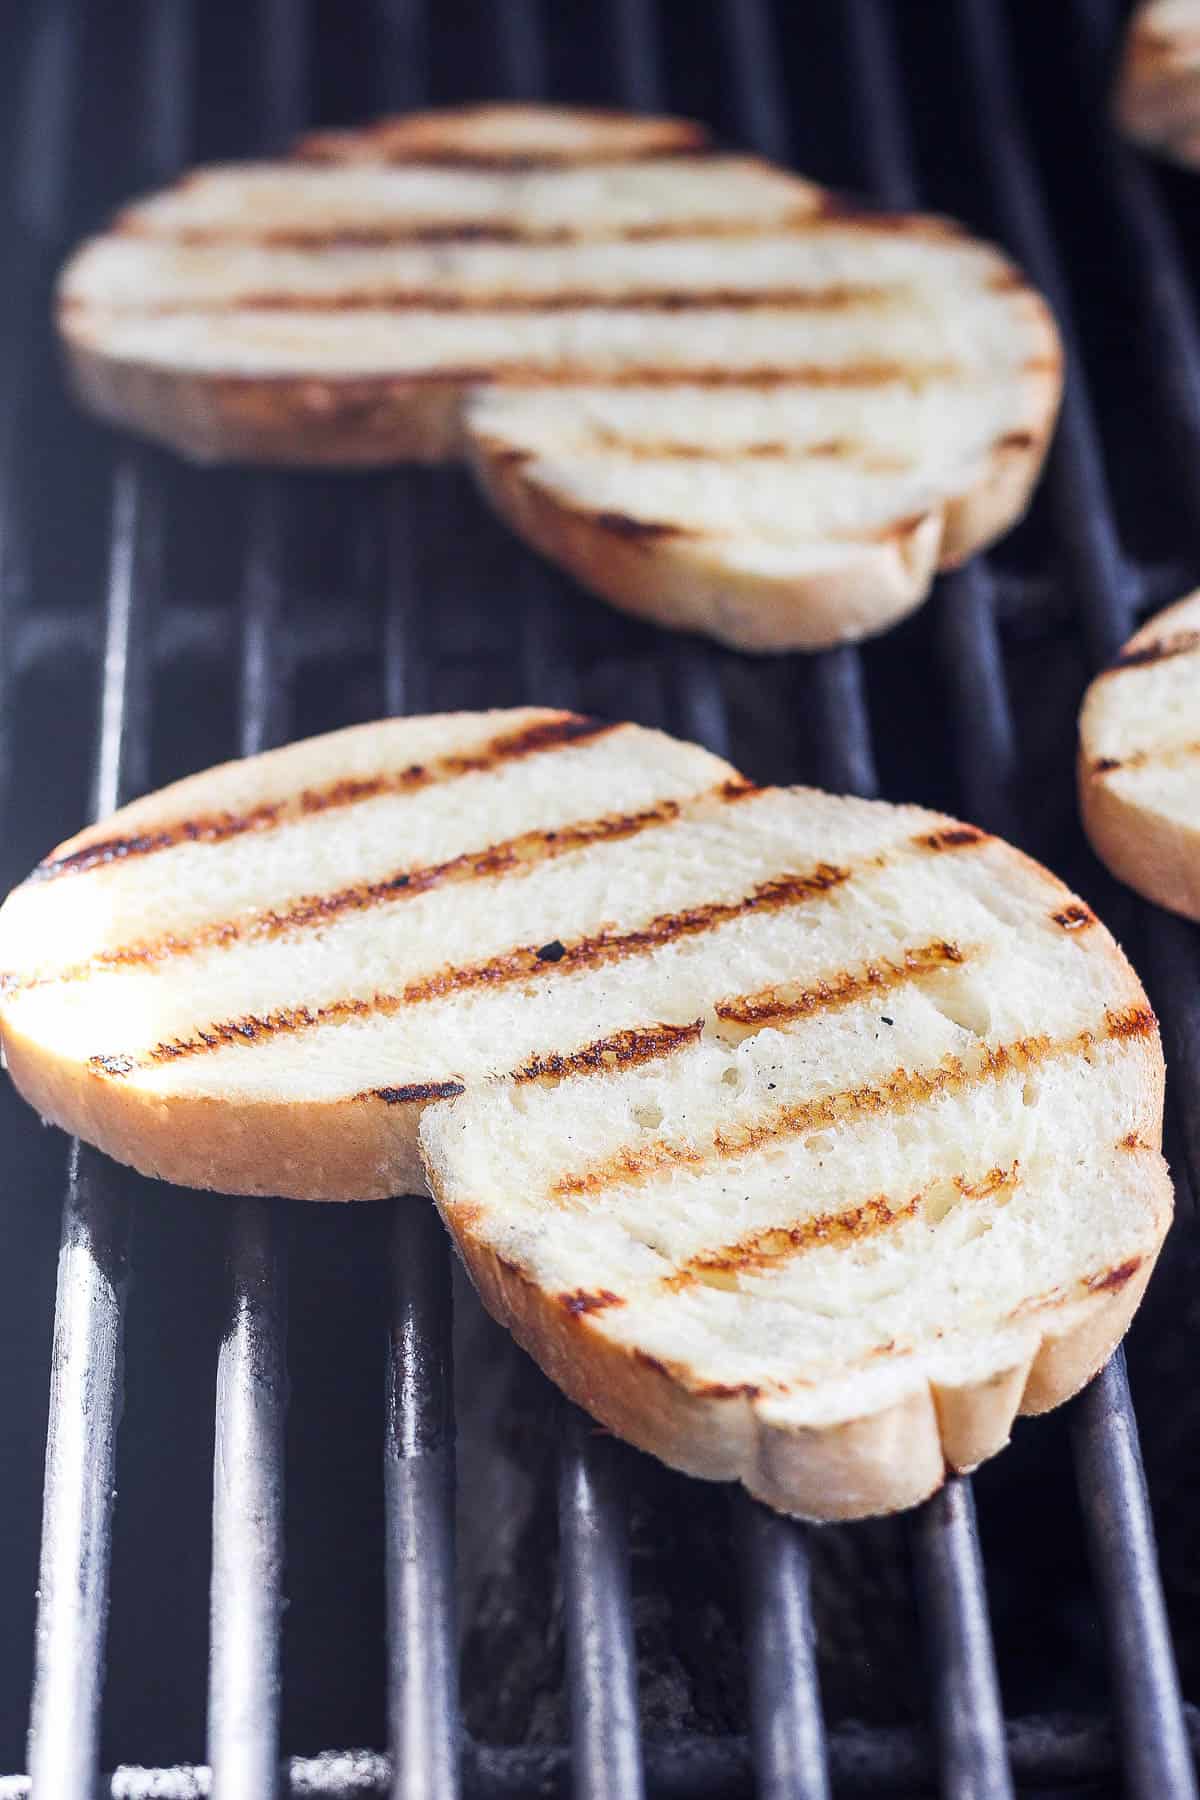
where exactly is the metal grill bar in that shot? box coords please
[26,457,152,1796]
[13,0,81,240]
[949,5,1196,1795]
[910,1481,1014,1800]
[206,486,292,1798]
[737,1498,830,1800]
[810,12,1015,1797]
[208,1199,288,1799]
[558,1411,646,1800]
[203,0,308,1768]
[720,0,878,802]
[384,1203,459,1800]
[1070,1352,1198,1799]
[954,0,1131,663]
[484,12,656,1794]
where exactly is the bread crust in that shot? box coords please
[1117,2,1200,168]
[1,1018,425,1200]
[429,1146,1170,1521]
[1078,589,1200,922]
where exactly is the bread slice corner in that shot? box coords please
[1079,587,1200,920]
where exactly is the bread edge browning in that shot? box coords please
[0,1019,427,1200]
[1078,591,1200,922]
[1078,745,1200,923]
[427,1143,1169,1520]
[60,332,468,465]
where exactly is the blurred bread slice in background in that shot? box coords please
[1117,0,1200,166]
[57,102,1061,651]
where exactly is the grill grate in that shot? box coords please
[2,2,1200,1797]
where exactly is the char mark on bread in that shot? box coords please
[33,712,611,881]
[551,1010,1155,1200]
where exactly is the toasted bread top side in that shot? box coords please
[419,781,1168,1460]
[295,102,712,166]
[56,102,1061,647]
[0,709,1162,1217]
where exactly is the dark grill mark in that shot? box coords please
[122,206,828,250]
[30,713,611,882]
[1090,741,1200,777]
[481,431,906,468]
[673,1164,1016,1286]
[33,788,715,987]
[1051,904,1096,931]
[512,1020,703,1083]
[1104,1005,1157,1040]
[559,1289,625,1316]
[1111,628,1200,672]
[371,1079,465,1105]
[919,825,989,853]
[592,511,682,542]
[714,939,967,1034]
[141,361,965,393]
[105,859,852,1073]
[120,284,899,317]
[1086,1257,1144,1293]
[553,1011,1151,1198]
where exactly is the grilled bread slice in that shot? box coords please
[1079,588,1200,920]
[0,709,1169,1514]
[420,785,1169,1518]
[417,824,1165,1519]
[1117,1,1200,167]
[57,103,1061,651]
[0,709,741,1199]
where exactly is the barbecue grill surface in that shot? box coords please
[2,3,1200,1797]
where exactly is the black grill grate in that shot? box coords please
[2,2,1200,1796]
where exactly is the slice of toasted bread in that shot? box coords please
[57,103,1061,651]
[0,708,743,1199]
[419,784,1169,1519]
[1079,588,1200,920]
[0,708,1170,1512]
[1117,1,1200,167]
